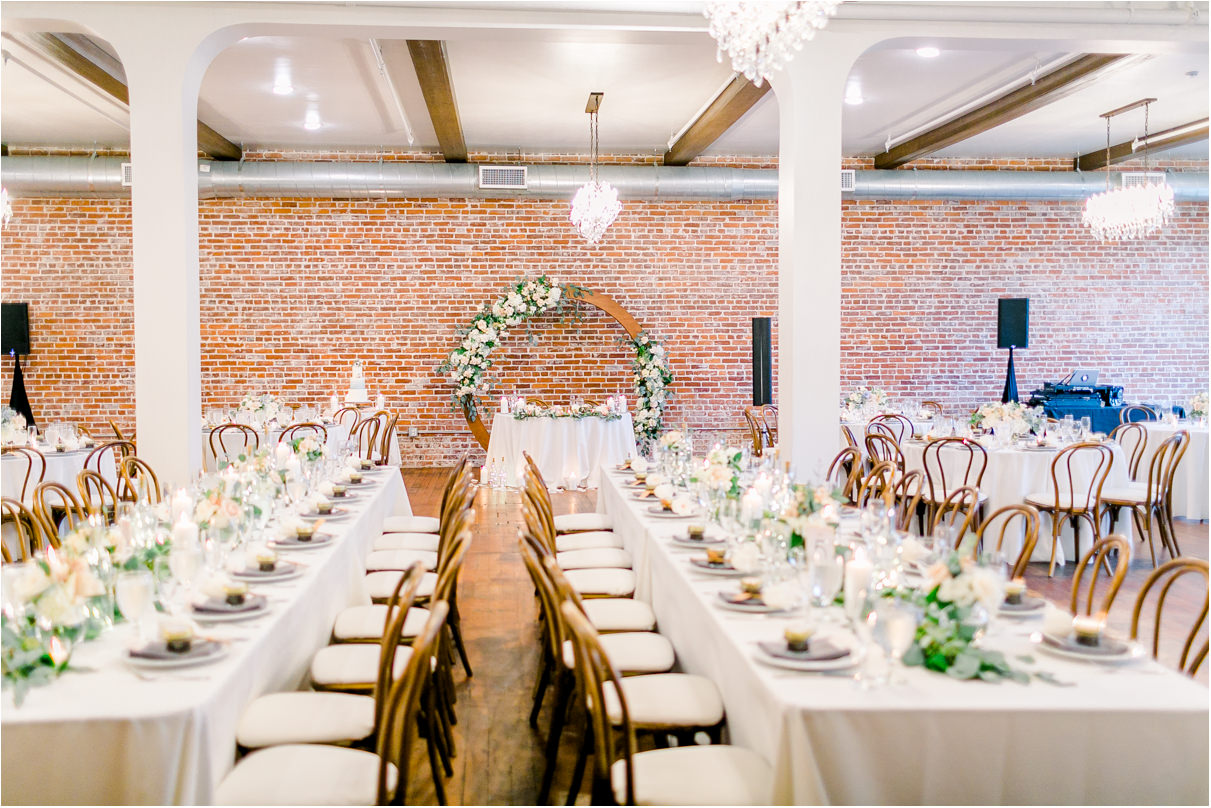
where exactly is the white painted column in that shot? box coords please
[770,36,875,477]
[109,31,215,485]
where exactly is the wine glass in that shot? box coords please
[876,599,918,684]
[115,570,155,643]
[168,545,203,608]
[809,542,844,611]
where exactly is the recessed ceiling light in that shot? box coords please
[916,46,940,58]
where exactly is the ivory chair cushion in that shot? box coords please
[564,568,636,598]
[215,743,396,805]
[603,674,724,728]
[610,745,773,806]
[555,547,633,571]
[365,570,436,602]
[310,643,413,690]
[563,633,675,675]
[553,512,614,533]
[235,691,375,749]
[364,549,437,573]
[582,598,656,632]
[373,532,440,552]
[381,515,439,534]
[1099,484,1149,506]
[556,531,623,552]
[1024,491,1092,510]
[331,605,429,643]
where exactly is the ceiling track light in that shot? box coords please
[368,38,416,147]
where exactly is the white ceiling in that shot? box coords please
[1,4,1207,162]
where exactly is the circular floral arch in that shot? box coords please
[439,276,673,450]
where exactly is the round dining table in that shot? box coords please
[1,445,116,505]
[1137,421,1209,520]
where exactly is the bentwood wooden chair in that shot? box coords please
[1131,558,1209,677]
[77,469,119,520]
[376,414,399,466]
[974,504,1040,578]
[742,407,770,457]
[826,447,863,504]
[1120,405,1158,424]
[921,400,944,417]
[30,481,86,545]
[864,431,905,475]
[279,422,328,443]
[1098,431,1186,567]
[522,452,614,534]
[219,601,451,806]
[891,469,925,532]
[84,440,137,476]
[840,424,860,451]
[1,497,48,562]
[868,413,914,444]
[929,485,982,540]
[1,446,46,502]
[759,405,778,446]
[558,602,772,807]
[380,454,468,536]
[1069,534,1130,618]
[521,463,622,553]
[922,437,989,528]
[118,456,162,504]
[209,424,259,464]
[1108,422,1148,480]
[350,418,381,462]
[333,406,361,431]
[854,461,897,509]
[1025,441,1115,577]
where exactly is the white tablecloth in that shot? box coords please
[597,470,1209,805]
[1138,422,1209,520]
[486,413,636,489]
[900,440,1131,567]
[202,416,402,473]
[1,471,404,805]
[1,447,117,506]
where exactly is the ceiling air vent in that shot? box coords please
[120,162,133,187]
[1121,171,1165,188]
[479,165,528,190]
[840,169,856,192]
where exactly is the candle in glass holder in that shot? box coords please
[256,549,278,573]
[705,547,726,565]
[223,580,249,606]
[161,618,195,653]
[1072,614,1104,646]
[740,577,762,595]
[687,523,705,540]
[1004,578,1026,605]
[295,523,316,541]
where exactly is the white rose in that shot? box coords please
[900,536,928,565]
[968,568,1004,612]
[34,585,86,627]
[938,576,975,608]
[14,565,53,603]
[653,483,675,501]
[630,457,649,474]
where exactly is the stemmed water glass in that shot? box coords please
[808,541,844,612]
[872,598,918,685]
[115,570,156,643]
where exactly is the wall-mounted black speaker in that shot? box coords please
[752,317,772,406]
[997,298,1029,350]
[1,303,30,356]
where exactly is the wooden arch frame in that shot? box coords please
[461,291,642,449]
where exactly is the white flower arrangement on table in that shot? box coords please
[237,392,288,426]
[511,401,621,422]
[438,276,673,448]
[691,445,744,498]
[842,386,889,418]
[290,435,325,462]
[1189,392,1208,419]
[776,481,847,549]
[0,406,26,446]
[968,401,1044,436]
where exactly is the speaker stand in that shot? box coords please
[1001,347,1019,404]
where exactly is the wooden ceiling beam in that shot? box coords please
[874,53,1132,170]
[23,33,241,161]
[664,75,770,166]
[1075,118,1209,171]
[407,40,467,163]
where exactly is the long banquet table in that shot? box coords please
[1,471,404,805]
[597,468,1209,805]
[486,412,636,489]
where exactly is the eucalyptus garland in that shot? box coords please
[438,276,673,445]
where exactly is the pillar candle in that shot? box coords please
[171,489,192,522]
[172,517,199,547]
[275,442,292,468]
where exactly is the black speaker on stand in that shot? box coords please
[752,317,772,406]
[997,298,1029,404]
[2,302,35,425]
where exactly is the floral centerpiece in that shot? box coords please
[237,392,288,427]
[842,386,889,419]
[968,401,1044,436]
[1,405,26,445]
[1189,392,1208,419]
[289,434,325,462]
[691,445,745,499]
[512,401,621,421]
[776,482,846,548]
[902,553,1026,682]
[194,485,243,535]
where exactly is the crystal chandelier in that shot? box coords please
[1082,99,1175,241]
[704,1,842,87]
[569,92,621,245]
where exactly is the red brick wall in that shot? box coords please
[2,163,1206,465]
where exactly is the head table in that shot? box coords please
[485,412,636,489]
[597,468,1208,805]
[1,471,404,805]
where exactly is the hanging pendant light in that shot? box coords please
[1082,98,1176,241]
[705,1,842,87]
[569,92,621,245]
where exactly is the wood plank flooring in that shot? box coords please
[397,467,1207,805]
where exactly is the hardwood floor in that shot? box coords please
[396,467,1207,805]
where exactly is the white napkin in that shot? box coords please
[316,482,335,498]
[653,483,675,502]
[197,573,233,601]
[630,457,649,474]
[671,496,694,516]
[763,581,798,611]
[1043,604,1075,637]
[278,516,305,538]
[730,542,762,573]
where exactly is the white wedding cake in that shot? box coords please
[345,360,371,404]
